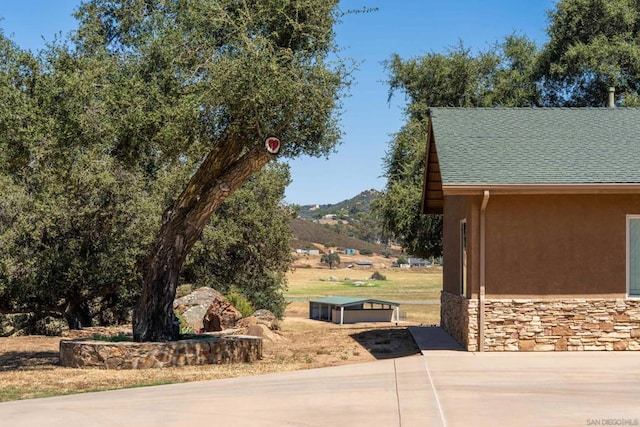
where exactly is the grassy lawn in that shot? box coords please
[286,266,442,300]
[285,265,443,325]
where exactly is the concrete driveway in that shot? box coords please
[0,327,639,427]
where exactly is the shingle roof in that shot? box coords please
[429,108,640,185]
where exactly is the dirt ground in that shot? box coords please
[0,305,421,401]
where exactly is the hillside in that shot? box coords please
[294,189,385,245]
[290,217,393,254]
[297,189,381,220]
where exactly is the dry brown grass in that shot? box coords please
[0,264,442,402]
[0,310,431,402]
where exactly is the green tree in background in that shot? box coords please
[378,0,640,257]
[538,0,640,106]
[321,252,341,269]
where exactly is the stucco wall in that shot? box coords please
[443,193,640,297]
[443,195,481,297]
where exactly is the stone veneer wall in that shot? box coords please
[60,335,262,369]
[440,291,478,351]
[440,292,640,351]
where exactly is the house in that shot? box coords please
[309,297,400,324]
[422,107,640,352]
[296,249,320,256]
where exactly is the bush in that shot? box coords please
[397,255,408,265]
[370,271,386,281]
[359,248,373,255]
[225,291,255,317]
[381,249,393,258]
[174,311,195,334]
[91,333,131,342]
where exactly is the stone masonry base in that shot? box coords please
[440,291,640,351]
[60,335,262,369]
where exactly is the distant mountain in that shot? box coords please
[292,189,387,248]
[296,189,381,220]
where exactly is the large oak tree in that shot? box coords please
[67,0,350,341]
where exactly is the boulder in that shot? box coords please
[246,324,286,342]
[203,297,242,332]
[251,309,279,330]
[173,287,241,332]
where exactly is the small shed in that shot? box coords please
[309,297,400,325]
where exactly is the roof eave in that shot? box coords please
[443,183,640,196]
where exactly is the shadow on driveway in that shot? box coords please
[350,327,421,359]
[408,326,465,351]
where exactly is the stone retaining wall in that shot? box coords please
[440,292,640,351]
[60,335,262,369]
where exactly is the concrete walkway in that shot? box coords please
[1,327,639,426]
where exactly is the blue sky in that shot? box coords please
[0,0,556,205]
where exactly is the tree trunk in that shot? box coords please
[133,141,275,342]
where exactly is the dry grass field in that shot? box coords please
[0,257,442,402]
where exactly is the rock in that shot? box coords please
[203,297,242,332]
[237,316,258,328]
[245,324,285,342]
[251,309,280,330]
[173,287,242,332]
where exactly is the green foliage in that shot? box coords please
[359,248,373,256]
[2,0,354,334]
[538,0,640,106]
[320,252,341,269]
[381,249,393,258]
[397,256,408,265]
[91,333,132,342]
[174,311,195,335]
[370,271,386,281]
[225,292,255,318]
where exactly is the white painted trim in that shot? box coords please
[627,215,640,298]
[459,219,467,296]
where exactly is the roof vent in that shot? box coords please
[609,87,616,108]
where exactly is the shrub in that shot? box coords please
[91,333,131,342]
[359,248,373,255]
[174,311,195,334]
[397,255,408,265]
[225,291,255,317]
[370,271,386,281]
[381,249,393,258]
